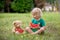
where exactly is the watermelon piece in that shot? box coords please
[15,27,24,33]
[30,23,39,28]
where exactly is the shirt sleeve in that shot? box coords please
[32,18,34,23]
[41,19,46,27]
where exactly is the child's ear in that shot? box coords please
[14,23,16,25]
[12,21,16,25]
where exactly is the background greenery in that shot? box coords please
[0,0,57,12]
[0,0,4,10]
[11,0,34,12]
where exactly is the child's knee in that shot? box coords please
[25,27,30,30]
[40,27,46,31]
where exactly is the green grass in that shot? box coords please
[0,12,60,40]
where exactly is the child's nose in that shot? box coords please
[17,24,20,26]
[34,16,36,17]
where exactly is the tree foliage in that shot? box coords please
[0,0,4,10]
[11,0,34,12]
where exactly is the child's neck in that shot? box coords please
[35,18,40,20]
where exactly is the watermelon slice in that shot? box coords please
[15,27,24,33]
[30,23,39,28]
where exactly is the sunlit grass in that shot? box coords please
[0,12,60,40]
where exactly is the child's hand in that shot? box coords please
[15,31,20,34]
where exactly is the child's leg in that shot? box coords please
[35,27,46,34]
[25,27,34,34]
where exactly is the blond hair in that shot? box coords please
[13,20,22,25]
[31,8,42,17]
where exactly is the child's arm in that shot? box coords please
[34,26,46,34]
[34,19,46,34]
[12,27,15,33]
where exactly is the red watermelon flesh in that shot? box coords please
[30,23,39,28]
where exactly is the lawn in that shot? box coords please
[0,12,60,40]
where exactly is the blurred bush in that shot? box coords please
[0,0,4,10]
[11,0,34,13]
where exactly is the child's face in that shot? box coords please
[32,12,41,20]
[14,22,21,27]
